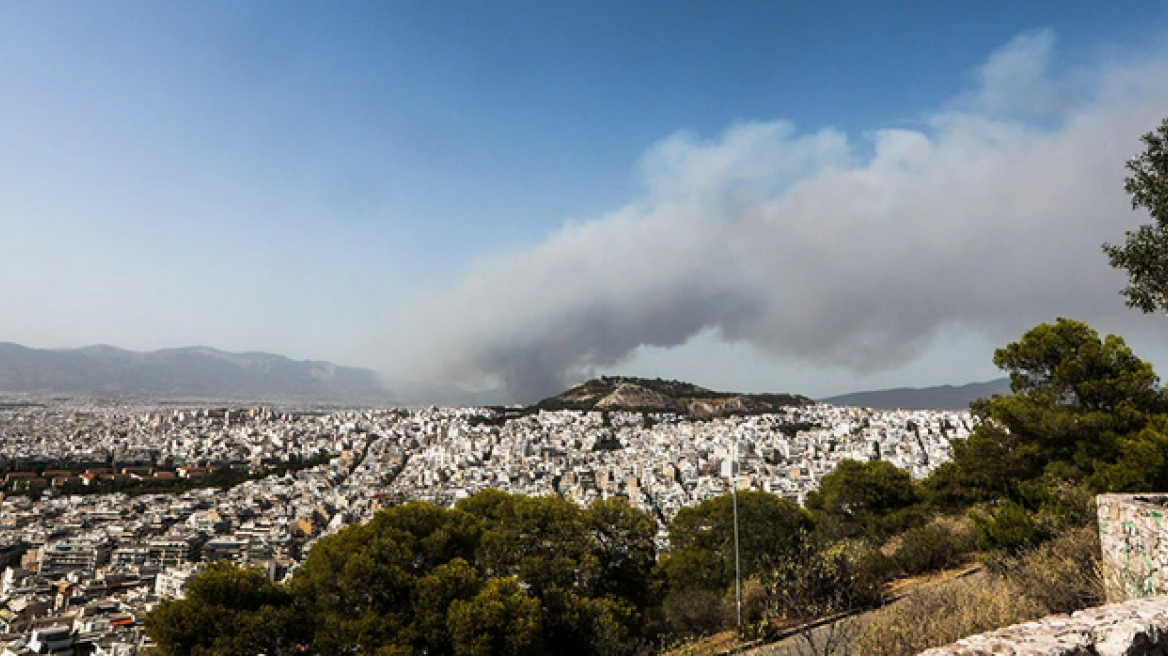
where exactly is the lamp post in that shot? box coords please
[731,436,742,633]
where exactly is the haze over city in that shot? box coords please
[5,2,1168,401]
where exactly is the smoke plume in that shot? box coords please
[386,31,1168,401]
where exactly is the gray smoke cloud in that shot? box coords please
[385,31,1168,402]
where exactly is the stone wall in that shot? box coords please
[1098,493,1168,602]
[918,594,1168,655]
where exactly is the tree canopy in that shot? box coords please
[805,459,922,540]
[147,492,660,656]
[916,318,1168,554]
[664,489,811,593]
[1104,116,1168,313]
[926,319,1165,506]
[145,561,306,656]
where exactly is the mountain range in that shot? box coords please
[819,378,1011,410]
[0,341,1009,409]
[0,343,390,402]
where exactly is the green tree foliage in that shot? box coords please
[911,318,1168,563]
[459,492,659,656]
[930,318,1166,507]
[1104,117,1168,313]
[1090,416,1168,492]
[663,490,812,593]
[469,493,592,598]
[145,561,306,656]
[148,316,1168,652]
[412,559,484,653]
[804,459,923,540]
[290,501,483,654]
[583,497,662,609]
[972,501,1039,554]
[447,577,544,656]
[147,491,661,656]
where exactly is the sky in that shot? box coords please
[4,2,1168,402]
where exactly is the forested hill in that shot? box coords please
[534,376,813,418]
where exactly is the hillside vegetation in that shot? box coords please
[535,376,812,417]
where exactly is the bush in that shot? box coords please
[150,493,662,656]
[767,537,889,625]
[659,579,770,640]
[661,588,730,637]
[890,516,976,576]
[665,491,812,593]
[972,500,1039,554]
[145,562,306,656]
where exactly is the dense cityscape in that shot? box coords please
[0,396,969,655]
[8,1,1168,653]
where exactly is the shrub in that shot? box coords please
[972,500,1039,554]
[661,588,730,637]
[767,537,889,625]
[890,516,976,576]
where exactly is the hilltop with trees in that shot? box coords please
[534,376,812,417]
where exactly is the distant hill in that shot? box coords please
[0,343,391,402]
[820,378,1011,410]
[534,376,813,418]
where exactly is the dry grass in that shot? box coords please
[659,630,741,656]
[850,523,1104,656]
[994,523,1104,614]
[850,573,1044,656]
[884,560,981,599]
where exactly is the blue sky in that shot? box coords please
[4,2,1168,401]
